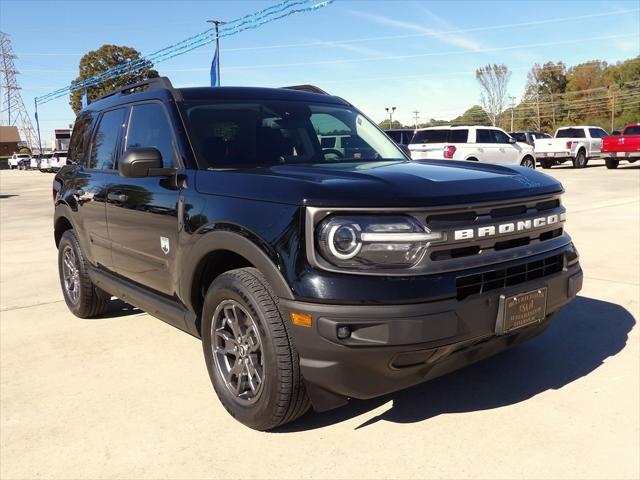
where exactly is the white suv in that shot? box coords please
[408,126,536,168]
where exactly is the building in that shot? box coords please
[0,126,21,156]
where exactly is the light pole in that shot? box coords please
[509,96,516,132]
[413,110,420,130]
[385,106,396,130]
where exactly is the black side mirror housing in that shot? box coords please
[119,147,163,177]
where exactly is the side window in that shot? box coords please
[492,129,511,144]
[67,111,95,165]
[89,108,127,170]
[448,129,468,143]
[126,103,177,168]
[476,129,494,143]
[589,128,608,138]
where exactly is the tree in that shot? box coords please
[475,64,511,126]
[524,62,567,131]
[451,105,491,126]
[70,45,159,114]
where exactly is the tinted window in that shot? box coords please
[68,112,94,164]
[512,132,527,142]
[556,128,585,139]
[402,131,414,144]
[588,128,608,138]
[386,131,403,143]
[476,129,494,143]
[89,108,127,170]
[448,129,468,143]
[624,125,640,135]
[126,103,177,168]
[320,137,336,148]
[492,129,511,144]
[411,129,449,144]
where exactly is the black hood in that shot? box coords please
[195,160,563,207]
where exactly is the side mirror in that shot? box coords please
[507,137,516,144]
[119,147,163,177]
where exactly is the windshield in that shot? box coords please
[184,100,405,168]
[556,128,585,138]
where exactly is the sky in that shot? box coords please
[1,0,639,144]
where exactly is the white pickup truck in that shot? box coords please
[534,125,608,169]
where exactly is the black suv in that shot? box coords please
[54,78,583,430]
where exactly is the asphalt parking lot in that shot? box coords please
[1,161,639,479]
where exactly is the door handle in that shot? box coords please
[107,192,128,202]
[499,148,505,152]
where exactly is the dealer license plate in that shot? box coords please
[616,152,627,158]
[495,288,547,335]
[546,152,555,157]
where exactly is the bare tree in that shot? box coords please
[475,64,511,126]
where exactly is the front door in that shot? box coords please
[475,129,500,162]
[492,129,520,164]
[106,102,182,296]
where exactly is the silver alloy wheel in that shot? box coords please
[61,245,80,304]
[211,299,264,405]
[521,157,535,169]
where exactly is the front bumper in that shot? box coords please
[280,256,582,411]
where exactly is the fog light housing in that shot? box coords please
[336,325,351,339]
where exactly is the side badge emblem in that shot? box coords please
[160,237,170,255]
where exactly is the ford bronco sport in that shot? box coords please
[54,77,583,430]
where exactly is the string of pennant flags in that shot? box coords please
[34,0,334,106]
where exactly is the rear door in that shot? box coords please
[588,127,608,156]
[106,101,182,296]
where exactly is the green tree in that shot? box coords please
[451,105,491,126]
[70,44,159,114]
[524,61,567,131]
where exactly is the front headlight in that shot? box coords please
[316,215,444,270]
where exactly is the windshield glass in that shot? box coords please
[556,128,585,138]
[184,100,405,168]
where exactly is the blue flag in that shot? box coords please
[81,89,89,108]
[210,45,219,87]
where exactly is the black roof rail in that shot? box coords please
[281,84,329,95]
[92,76,177,103]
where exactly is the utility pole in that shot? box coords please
[535,92,541,131]
[509,96,516,132]
[0,32,38,151]
[385,106,396,130]
[413,110,420,130]
[207,19,226,85]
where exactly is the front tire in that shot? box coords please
[58,230,111,318]
[605,158,619,169]
[202,268,310,430]
[520,156,535,169]
[573,149,588,168]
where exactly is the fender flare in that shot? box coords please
[180,230,294,308]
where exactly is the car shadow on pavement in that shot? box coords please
[95,299,142,319]
[280,296,635,432]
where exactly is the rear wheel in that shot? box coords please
[202,267,310,430]
[605,158,619,169]
[520,156,535,169]
[573,149,588,168]
[58,230,111,318]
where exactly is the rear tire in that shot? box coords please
[58,230,111,318]
[573,149,588,168]
[201,267,310,430]
[605,158,619,169]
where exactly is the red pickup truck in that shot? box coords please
[601,123,640,169]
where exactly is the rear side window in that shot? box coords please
[89,108,127,170]
[556,128,585,139]
[476,129,494,143]
[320,137,336,148]
[126,103,177,168]
[624,125,640,135]
[386,131,402,143]
[68,111,95,164]
[411,129,449,144]
[588,128,608,138]
[512,132,527,142]
[448,129,468,143]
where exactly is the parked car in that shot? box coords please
[8,153,30,170]
[534,126,608,169]
[53,77,582,430]
[49,151,69,172]
[409,125,536,168]
[509,131,551,146]
[39,153,53,172]
[385,128,415,146]
[600,123,640,169]
[30,154,42,170]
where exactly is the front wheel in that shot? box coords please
[201,268,310,430]
[520,156,535,169]
[605,158,619,169]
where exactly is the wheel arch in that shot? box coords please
[182,231,294,334]
[54,204,75,247]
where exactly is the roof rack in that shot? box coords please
[93,76,176,103]
[281,84,329,95]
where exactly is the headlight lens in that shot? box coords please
[317,215,444,269]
